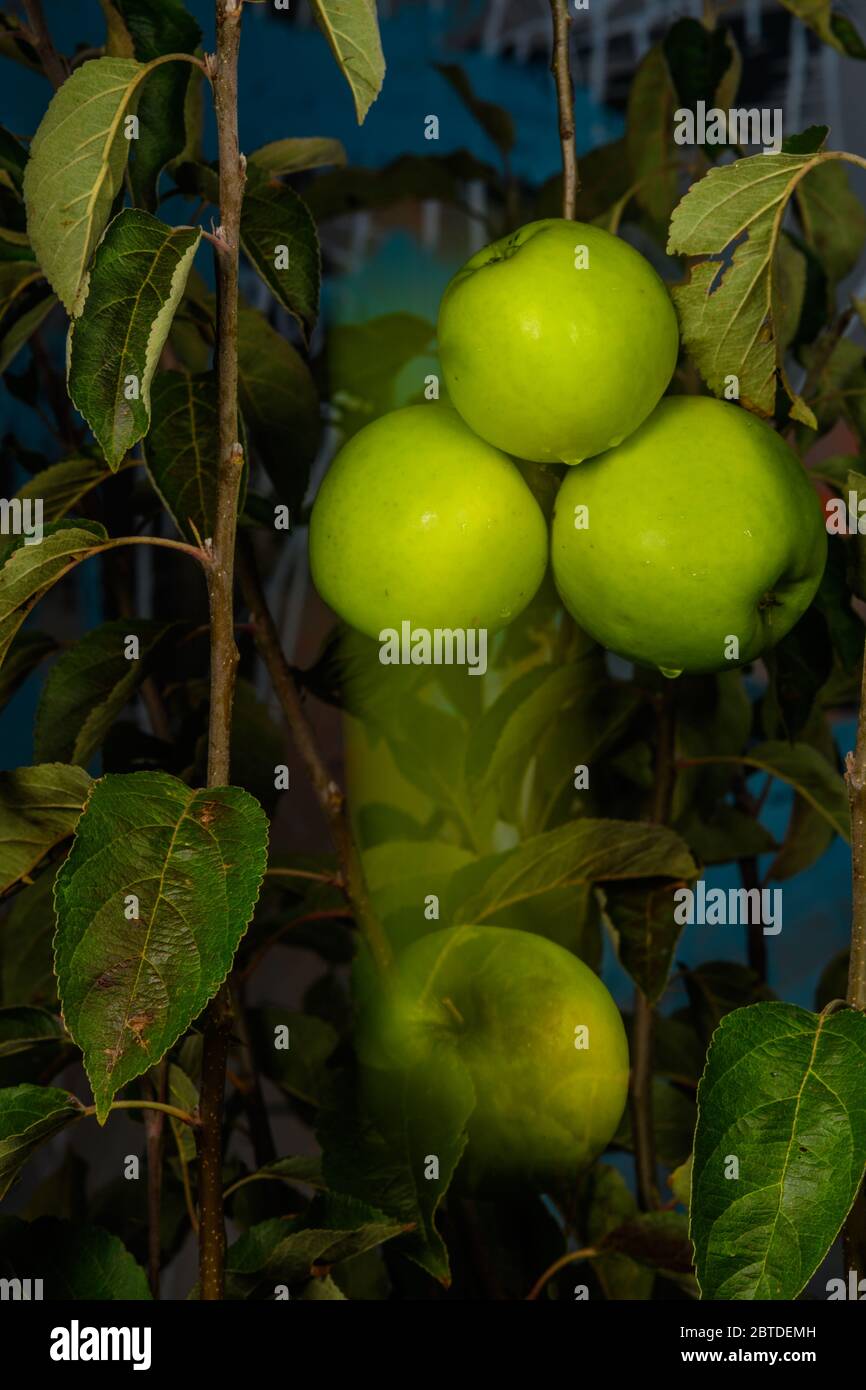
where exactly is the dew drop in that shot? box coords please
[659,666,682,680]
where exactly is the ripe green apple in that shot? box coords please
[551,395,828,675]
[358,924,629,1193]
[437,218,679,465]
[309,403,548,639]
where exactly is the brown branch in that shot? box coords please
[548,0,579,218]
[844,645,866,1279]
[197,0,246,1304]
[236,534,393,975]
[143,1062,168,1299]
[23,0,68,89]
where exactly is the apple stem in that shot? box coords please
[548,0,580,218]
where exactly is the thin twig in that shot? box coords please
[23,0,67,89]
[83,1099,199,1126]
[526,1247,598,1300]
[197,0,246,1304]
[548,0,579,217]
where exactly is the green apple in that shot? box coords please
[309,403,548,639]
[551,395,828,675]
[437,218,679,465]
[358,924,629,1193]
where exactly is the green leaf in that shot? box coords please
[318,1055,474,1283]
[104,0,202,210]
[0,520,107,668]
[434,63,514,156]
[0,259,55,372]
[0,1214,151,1297]
[666,149,853,424]
[692,1002,866,1299]
[0,1085,84,1198]
[0,125,27,192]
[601,1210,693,1274]
[614,1077,696,1166]
[0,14,41,74]
[582,1163,654,1300]
[54,771,269,1121]
[0,630,56,714]
[762,608,833,741]
[795,159,866,285]
[626,45,678,230]
[309,0,385,124]
[675,804,776,865]
[662,19,737,122]
[599,878,691,1003]
[779,0,866,58]
[237,306,320,514]
[248,137,346,177]
[692,740,849,842]
[144,369,218,540]
[458,819,696,922]
[249,1007,338,1107]
[0,764,90,894]
[304,150,498,222]
[0,1006,63,1059]
[224,1196,406,1299]
[168,1060,197,1162]
[327,312,434,439]
[34,617,177,766]
[23,57,174,314]
[683,960,775,1041]
[240,175,320,340]
[0,867,59,1007]
[12,455,132,525]
[67,209,201,469]
[227,1155,327,1200]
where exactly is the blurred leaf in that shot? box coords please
[102,0,201,210]
[34,618,177,766]
[0,1006,63,1058]
[692,1002,866,1298]
[675,804,776,865]
[0,866,58,1006]
[318,1056,474,1284]
[762,606,833,740]
[0,1214,150,1297]
[237,306,320,514]
[600,878,692,1003]
[0,126,27,191]
[663,19,738,154]
[626,45,678,231]
[168,1060,197,1162]
[144,369,218,540]
[68,210,201,469]
[581,1163,654,1300]
[458,818,696,922]
[682,960,775,1042]
[666,148,853,424]
[309,0,385,124]
[0,520,107,668]
[779,0,866,58]
[328,312,434,439]
[228,1155,326,1201]
[795,159,866,285]
[815,949,849,1010]
[669,1155,693,1210]
[0,629,56,714]
[0,14,41,73]
[248,137,346,177]
[249,1007,338,1107]
[0,260,55,372]
[690,740,848,842]
[0,1085,83,1198]
[615,1077,695,1166]
[601,1211,693,1274]
[54,771,268,1121]
[814,534,863,669]
[304,151,499,221]
[0,763,90,894]
[12,455,133,524]
[434,63,514,156]
[23,57,162,314]
[241,173,320,340]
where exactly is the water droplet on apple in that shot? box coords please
[658,666,682,679]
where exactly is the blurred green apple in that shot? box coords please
[438,218,679,464]
[309,403,548,639]
[358,924,629,1193]
[551,395,828,675]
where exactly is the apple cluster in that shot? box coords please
[310,217,827,678]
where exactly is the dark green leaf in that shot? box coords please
[0,1214,150,1297]
[54,771,268,1121]
[0,259,55,372]
[581,1163,654,1300]
[240,175,319,340]
[692,1002,866,1298]
[795,160,866,285]
[237,306,320,513]
[0,867,58,1006]
[600,878,691,1003]
[68,210,201,469]
[762,607,833,740]
[694,740,848,842]
[0,630,56,714]
[614,1077,696,1166]
[682,960,776,1041]
[144,369,218,540]
[304,151,499,222]
[0,1006,63,1059]
[328,312,434,439]
[626,45,678,230]
[779,0,866,58]
[12,455,132,524]
[0,520,108,669]
[0,764,90,894]
[249,1007,338,1107]
[0,1085,83,1198]
[601,1210,693,1274]
[663,19,736,125]
[35,618,177,766]
[248,137,346,177]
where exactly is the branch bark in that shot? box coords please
[197,0,246,1303]
[23,0,68,90]
[237,534,393,975]
[548,0,579,218]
